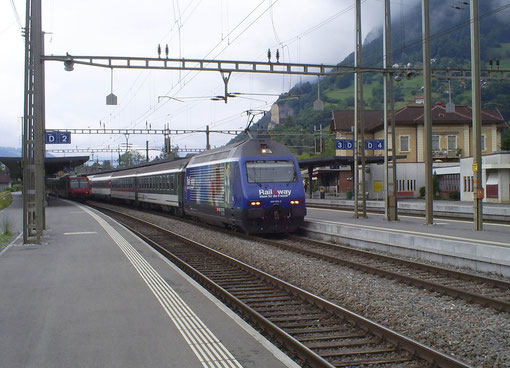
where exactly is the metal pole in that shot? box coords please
[422,0,434,225]
[383,0,393,221]
[23,0,44,243]
[146,141,149,162]
[390,75,398,221]
[470,0,483,230]
[353,0,361,218]
[357,0,367,217]
[22,0,30,243]
[41,31,47,230]
[206,125,211,150]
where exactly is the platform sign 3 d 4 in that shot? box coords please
[335,139,354,150]
[365,139,384,150]
[45,131,71,144]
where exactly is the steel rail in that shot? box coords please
[256,234,510,313]
[91,203,473,368]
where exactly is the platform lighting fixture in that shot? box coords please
[63,53,74,71]
[106,68,118,105]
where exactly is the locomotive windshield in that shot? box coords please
[70,178,89,189]
[246,160,297,183]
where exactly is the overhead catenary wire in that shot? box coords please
[110,0,279,142]
[9,0,22,32]
[100,0,368,152]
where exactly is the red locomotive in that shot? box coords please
[47,175,90,201]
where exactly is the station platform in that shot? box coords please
[307,197,510,221]
[304,199,510,277]
[0,194,298,368]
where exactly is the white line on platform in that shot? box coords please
[63,231,97,235]
[79,205,244,368]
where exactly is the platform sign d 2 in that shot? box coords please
[45,131,71,144]
[365,139,384,150]
[335,139,354,150]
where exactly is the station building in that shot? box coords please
[327,103,510,203]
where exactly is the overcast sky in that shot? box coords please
[1,0,411,162]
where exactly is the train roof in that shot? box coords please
[87,157,189,179]
[188,138,294,166]
[109,157,190,179]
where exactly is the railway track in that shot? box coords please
[92,203,472,368]
[251,234,510,313]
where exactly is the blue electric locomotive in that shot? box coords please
[184,138,306,233]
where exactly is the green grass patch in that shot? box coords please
[0,232,13,246]
[0,192,12,211]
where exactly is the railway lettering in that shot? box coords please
[258,189,292,198]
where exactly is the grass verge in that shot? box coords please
[0,191,12,211]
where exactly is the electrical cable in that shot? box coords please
[9,0,22,31]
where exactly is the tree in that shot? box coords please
[102,160,112,170]
[502,128,510,151]
[118,150,143,167]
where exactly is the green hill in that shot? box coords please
[249,0,510,156]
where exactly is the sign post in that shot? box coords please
[335,139,354,150]
[45,131,71,144]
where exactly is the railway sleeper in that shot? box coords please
[306,337,381,349]
[225,284,270,291]
[233,290,289,298]
[275,318,340,329]
[248,302,304,311]
[269,313,331,323]
[261,309,320,318]
[240,295,294,303]
[298,331,367,342]
[329,354,416,367]
[287,325,354,335]
[320,346,396,358]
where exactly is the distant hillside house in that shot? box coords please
[330,103,506,163]
[269,103,294,130]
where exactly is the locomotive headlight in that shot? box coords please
[290,200,301,205]
[249,200,261,206]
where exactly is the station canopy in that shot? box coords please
[0,156,90,180]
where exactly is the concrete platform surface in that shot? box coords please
[0,196,298,368]
[304,205,510,277]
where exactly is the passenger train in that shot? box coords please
[88,138,306,233]
[47,175,91,201]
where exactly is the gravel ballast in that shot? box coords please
[104,205,510,368]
